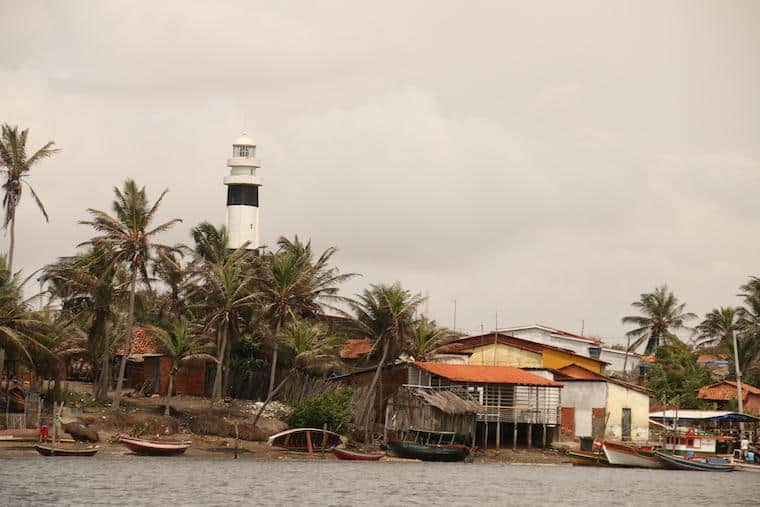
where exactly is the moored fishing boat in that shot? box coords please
[602,441,662,468]
[268,428,343,452]
[385,429,471,462]
[567,449,613,467]
[120,435,192,456]
[654,450,735,472]
[33,443,99,457]
[331,447,385,461]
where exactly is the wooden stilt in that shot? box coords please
[542,423,547,449]
[496,389,501,449]
[484,420,489,450]
[528,423,533,449]
[513,421,518,451]
[306,430,313,456]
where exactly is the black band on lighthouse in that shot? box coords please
[227,185,259,207]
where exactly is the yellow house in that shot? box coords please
[440,333,607,373]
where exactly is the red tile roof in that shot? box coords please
[340,338,374,359]
[115,327,164,356]
[698,381,760,401]
[413,362,563,387]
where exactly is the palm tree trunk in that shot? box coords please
[252,370,293,429]
[7,212,16,273]
[213,324,227,400]
[223,333,232,396]
[362,339,390,438]
[112,269,137,409]
[164,372,174,416]
[97,328,111,401]
[0,348,5,388]
[267,321,282,398]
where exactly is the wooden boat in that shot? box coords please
[654,450,735,472]
[33,443,99,456]
[603,441,662,468]
[568,449,613,467]
[331,447,385,461]
[119,435,192,456]
[267,428,343,452]
[385,429,471,462]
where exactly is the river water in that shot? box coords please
[0,457,754,506]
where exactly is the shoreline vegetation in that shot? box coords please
[1,124,759,462]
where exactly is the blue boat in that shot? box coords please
[653,451,736,472]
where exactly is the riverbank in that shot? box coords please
[0,436,568,464]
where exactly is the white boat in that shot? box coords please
[603,441,662,468]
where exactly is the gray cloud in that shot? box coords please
[1,0,759,344]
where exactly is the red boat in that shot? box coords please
[331,447,385,461]
[120,435,192,456]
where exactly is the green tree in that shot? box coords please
[150,319,215,415]
[43,246,126,400]
[286,389,354,432]
[0,124,59,273]
[644,341,712,408]
[735,276,760,385]
[696,307,742,349]
[192,248,258,399]
[350,282,423,434]
[191,222,230,265]
[80,179,181,409]
[622,285,696,355]
[259,236,354,397]
[408,316,456,360]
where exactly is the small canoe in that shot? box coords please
[268,428,343,452]
[33,443,99,457]
[120,435,192,456]
[654,451,736,472]
[385,439,470,462]
[568,449,612,467]
[332,447,385,461]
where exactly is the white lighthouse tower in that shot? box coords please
[224,133,262,250]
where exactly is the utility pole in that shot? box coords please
[732,330,744,432]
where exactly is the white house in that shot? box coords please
[500,324,640,375]
[553,364,651,443]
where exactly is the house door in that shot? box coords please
[560,407,575,438]
[621,408,632,441]
[592,408,606,439]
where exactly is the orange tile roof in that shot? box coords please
[413,362,563,387]
[116,327,164,356]
[698,381,760,401]
[555,364,608,381]
[697,354,729,363]
[340,338,374,359]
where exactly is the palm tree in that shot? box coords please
[152,246,196,323]
[258,236,354,397]
[0,255,52,376]
[622,285,696,355]
[150,319,215,415]
[191,222,230,265]
[80,179,181,409]
[350,282,423,434]
[43,246,125,400]
[695,307,742,349]
[192,248,258,399]
[408,316,457,360]
[0,124,59,273]
[251,319,343,428]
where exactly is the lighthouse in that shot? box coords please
[224,133,262,250]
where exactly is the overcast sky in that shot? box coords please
[1,1,759,346]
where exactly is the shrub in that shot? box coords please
[286,388,354,432]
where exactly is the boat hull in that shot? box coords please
[568,449,612,467]
[386,439,470,462]
[331,447,385,461]
[654,451,735,472]
[268,428,342,452]
[33,444,99,456]
[603,441,662,469]
[120,436,191,456]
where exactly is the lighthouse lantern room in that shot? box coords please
[224,133,262,250]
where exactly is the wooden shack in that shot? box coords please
[385,386,480,443]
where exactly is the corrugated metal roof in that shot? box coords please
[413,362,563,387]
